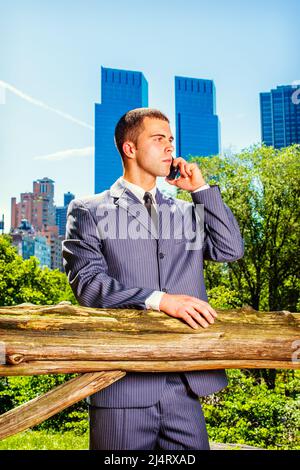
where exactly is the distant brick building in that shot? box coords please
[11,177,55,230]
[40,225,64,271]
[10,177,70,271]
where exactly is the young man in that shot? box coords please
[62,108,244,450]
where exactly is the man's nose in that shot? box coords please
[166,143,175,153]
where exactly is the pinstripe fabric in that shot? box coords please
[62,177,244,407]
[89,373,209,450]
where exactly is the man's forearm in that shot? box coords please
[191,185,244,262]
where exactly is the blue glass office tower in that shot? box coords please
[260,85,300,149]
[56,192,75,237]
[64,191,75,207]
[175,76,220,158]
[94,67,148,193]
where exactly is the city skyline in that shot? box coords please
[1,0,299,231]
[10,177,73,270]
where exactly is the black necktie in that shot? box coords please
[143,192,158,233]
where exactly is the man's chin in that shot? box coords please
[158,170,170,177]
[151,169,170,178]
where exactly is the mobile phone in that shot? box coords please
[166,158,180,180]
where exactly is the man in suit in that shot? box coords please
[62,108,244,450]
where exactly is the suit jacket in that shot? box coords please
[62,177,244,408]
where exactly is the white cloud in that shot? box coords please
[34,146,94,161]
[0,80,94,130]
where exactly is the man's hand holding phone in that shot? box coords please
[159,293,217,329]
[166,157,207,192]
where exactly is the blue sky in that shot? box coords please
[0,0,299,230]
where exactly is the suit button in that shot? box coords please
[159,252,165,259]
[162,288,167,292]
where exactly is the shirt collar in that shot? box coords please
[121,177,157,204]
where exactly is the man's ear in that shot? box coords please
[122,141,136,159]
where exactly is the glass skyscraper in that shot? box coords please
[175,76,220,158]
[260,85,300,149]
[56,192,75,237]
[64,191,75,207]
[94,66,148,194]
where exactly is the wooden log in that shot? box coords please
[0,328,298,362]
[1,303,298,324]
[0,305,299,373]
[0,359,297,376]
[0,371,125,441]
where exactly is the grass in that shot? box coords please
[0,430,264,450]
[0,430,89,450]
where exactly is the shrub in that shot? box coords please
[202,369,300,449]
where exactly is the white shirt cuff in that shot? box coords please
[192,184,210,193]
[145,291,166,311]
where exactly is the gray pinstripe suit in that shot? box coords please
[62,177,244,449]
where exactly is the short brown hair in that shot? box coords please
[114,108,169,160]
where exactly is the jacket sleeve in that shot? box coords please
[191,185,244,262]
[62,199,155,309]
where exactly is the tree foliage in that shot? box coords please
[179,144,300,312]
[0,235,76,306]
[202,369,300,450]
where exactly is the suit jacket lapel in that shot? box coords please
[110,178,158,239]
[109,178,185,242]
[155,188,184,242]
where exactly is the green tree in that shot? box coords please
[178,145,300,389]
[179,144,300,312]
[203,369,300,449]
[0,234,76,306]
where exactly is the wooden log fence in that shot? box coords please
[0,302,299,441]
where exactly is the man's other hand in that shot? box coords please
[159,294,217,329]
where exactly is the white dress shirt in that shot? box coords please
[121,176,210,311]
